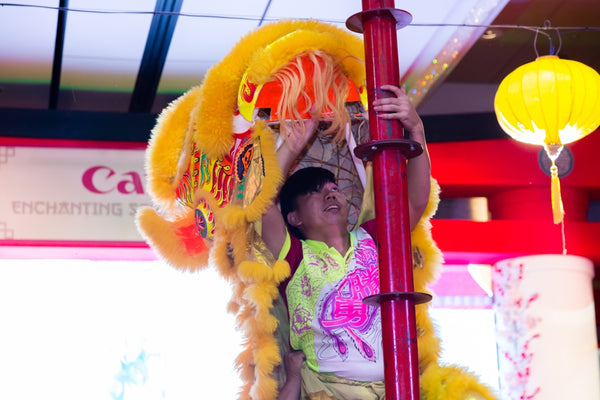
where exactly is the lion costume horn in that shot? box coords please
[136,19,499,400]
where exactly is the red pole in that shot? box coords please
[347,2,427,400]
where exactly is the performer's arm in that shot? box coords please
[277,351,305,400]
[372,84,431,230]
[262,118,319,258]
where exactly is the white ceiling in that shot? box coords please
[0,0,509,109]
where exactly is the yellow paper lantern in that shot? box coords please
[494,55,600,223]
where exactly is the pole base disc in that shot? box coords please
[354,138,423,161]
[364,291,432,307]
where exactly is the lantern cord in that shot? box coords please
[534,20,562,57]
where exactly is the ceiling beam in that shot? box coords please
[0,108,509,143]
[0,109,156,143]
[129,0,183,113]
[49,0,69,110]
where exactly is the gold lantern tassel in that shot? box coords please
[545,144,565,224]
[550,161,564,224]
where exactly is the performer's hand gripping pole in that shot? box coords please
[347,2,431,399]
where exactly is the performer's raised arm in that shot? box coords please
[261,117,319,259]
[372,84,432,230]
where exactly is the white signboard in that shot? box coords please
[0,143,153,243]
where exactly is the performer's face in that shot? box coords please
[286,181,348,236]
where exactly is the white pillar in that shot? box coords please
[492,254,599,400]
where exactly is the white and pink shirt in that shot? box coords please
[280,220,384,381]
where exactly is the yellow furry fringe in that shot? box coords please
[243,121,283,224]
[135,207,209,271]
[232,259,292,400]
[421,364,500,400]
[144,86,202,211]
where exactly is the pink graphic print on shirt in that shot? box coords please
[290,250,342,336]
[319,238,379,361]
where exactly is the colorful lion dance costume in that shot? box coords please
[136,19,499,400]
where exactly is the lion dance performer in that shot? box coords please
[136,20,499,400]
